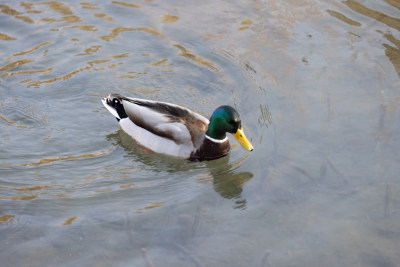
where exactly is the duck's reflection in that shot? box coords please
[204,155,253,209]
[107,130,253,209]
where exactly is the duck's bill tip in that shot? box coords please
[233,128,254,152]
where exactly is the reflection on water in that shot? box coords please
[208,156,253,209]
[18,147,114,166]
[1,0,400,265]
[329,0,400,77]
[108,129,253,209]
[99,27,166,41]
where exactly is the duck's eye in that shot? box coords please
[227,119,234,124]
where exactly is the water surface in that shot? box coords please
[1,0,400,266]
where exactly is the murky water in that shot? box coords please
[1,0,399,266]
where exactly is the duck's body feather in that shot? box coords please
[102,94,253,160]
[102,94,225,159]
[118,116,195,158]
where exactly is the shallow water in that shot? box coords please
[1,0,400,266]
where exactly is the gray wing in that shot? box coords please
[112,94,209,145]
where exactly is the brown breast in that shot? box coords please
[190,137,230,160]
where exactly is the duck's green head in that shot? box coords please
[206,106,254,151]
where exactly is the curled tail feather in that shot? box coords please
[102,95,128,121]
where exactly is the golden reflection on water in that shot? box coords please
[326,10,361,26]
[0,215,16,224]
[0,32,16,40]
[42,2,73,15]
[6,41,52,60]
[0,4,33,24]
[162,14,179,23]
[76,45,102,56]
[122,86,160,94]
[99,27,166,41]
[174,44,215,69]
[345,0,400,31]
[0,4,19,15]
[0,185,54,191]
[88,59,112,67]
[114,74,137,79]
[112,1,141,9]
[61,216,78,226]
[119,183,138,189]
[1,0,397,91]
[20,2,41,14]
[133,202,167,214]
[152,58,169,67]
[19,147,114,166]
[381,32,400,77]
[0,114,17,124]
[342,0,400,76]
[0,1,227,90]
[112,53,129,59]
[26,66,91,88]
[64,25,98,32]
[0,195,38,201]
[42,15,81,24]
[0,59,33,72]
[1,68,53,78]
[94,13,113,22]
[81,2,98,10]
[238,20,252,31]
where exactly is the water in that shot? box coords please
[1,0,399,266]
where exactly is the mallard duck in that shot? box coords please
[102,94,253,160]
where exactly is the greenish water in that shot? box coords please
[1,0,399,266]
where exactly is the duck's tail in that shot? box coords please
[101,94,128,121]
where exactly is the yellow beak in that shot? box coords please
[233,128,254,151]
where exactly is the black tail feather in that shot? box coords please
[107,97,128,120]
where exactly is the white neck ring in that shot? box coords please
[205,135,228,143]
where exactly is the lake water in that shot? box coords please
[1,0,400,266]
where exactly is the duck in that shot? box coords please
[102,94,253,160]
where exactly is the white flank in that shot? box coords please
[119,118,194,158]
